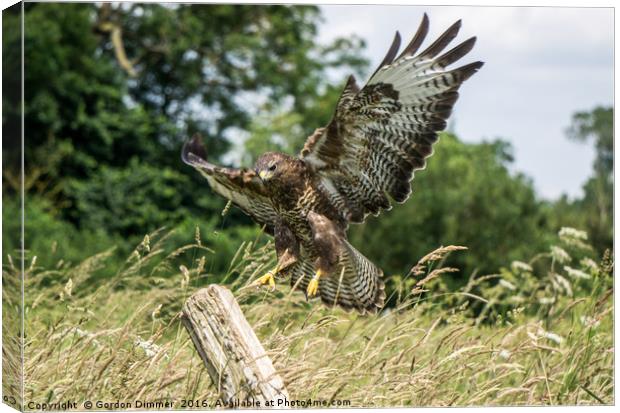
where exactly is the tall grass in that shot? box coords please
[7,226,613,408]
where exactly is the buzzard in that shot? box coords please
[182,14,483,314]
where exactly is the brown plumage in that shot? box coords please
[182,14,483,314]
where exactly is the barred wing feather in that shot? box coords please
[182,135,279,234]
[301,14,483,223]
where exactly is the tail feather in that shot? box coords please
[288,241,385,314]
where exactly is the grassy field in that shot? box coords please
[7,226,613,408]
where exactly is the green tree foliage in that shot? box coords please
[564,107,613,251]
[240,82,346,165]
[2,195,120,267]
[2,3,366,254]
[115,3,367,157]
[2,3,21,177]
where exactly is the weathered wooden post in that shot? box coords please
[181,285,289,407]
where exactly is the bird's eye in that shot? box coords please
[269,164,277,171]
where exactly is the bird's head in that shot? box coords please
[254,152,297,184]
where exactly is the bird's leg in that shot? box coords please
[253,222,299,291]
[306,269,323,297]
[253,265,279,290]
[306,211,344,299]
[253,248,297,291]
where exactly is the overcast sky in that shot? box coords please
[318,5,613,200]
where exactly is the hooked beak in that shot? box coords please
[258,170,271,181]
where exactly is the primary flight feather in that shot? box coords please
[182,14,483,314]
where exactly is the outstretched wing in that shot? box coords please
[182,134,279,233]
[300,14,483,223]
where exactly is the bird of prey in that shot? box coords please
[182,14,483,314]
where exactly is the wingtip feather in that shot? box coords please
[419,19,462,58]
[397,13,431,59]
[457,61,484,81]
[436,36,477,67]
[370,31,402,77]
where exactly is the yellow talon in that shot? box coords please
[253,268,278,291]
[306,270,322,297]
